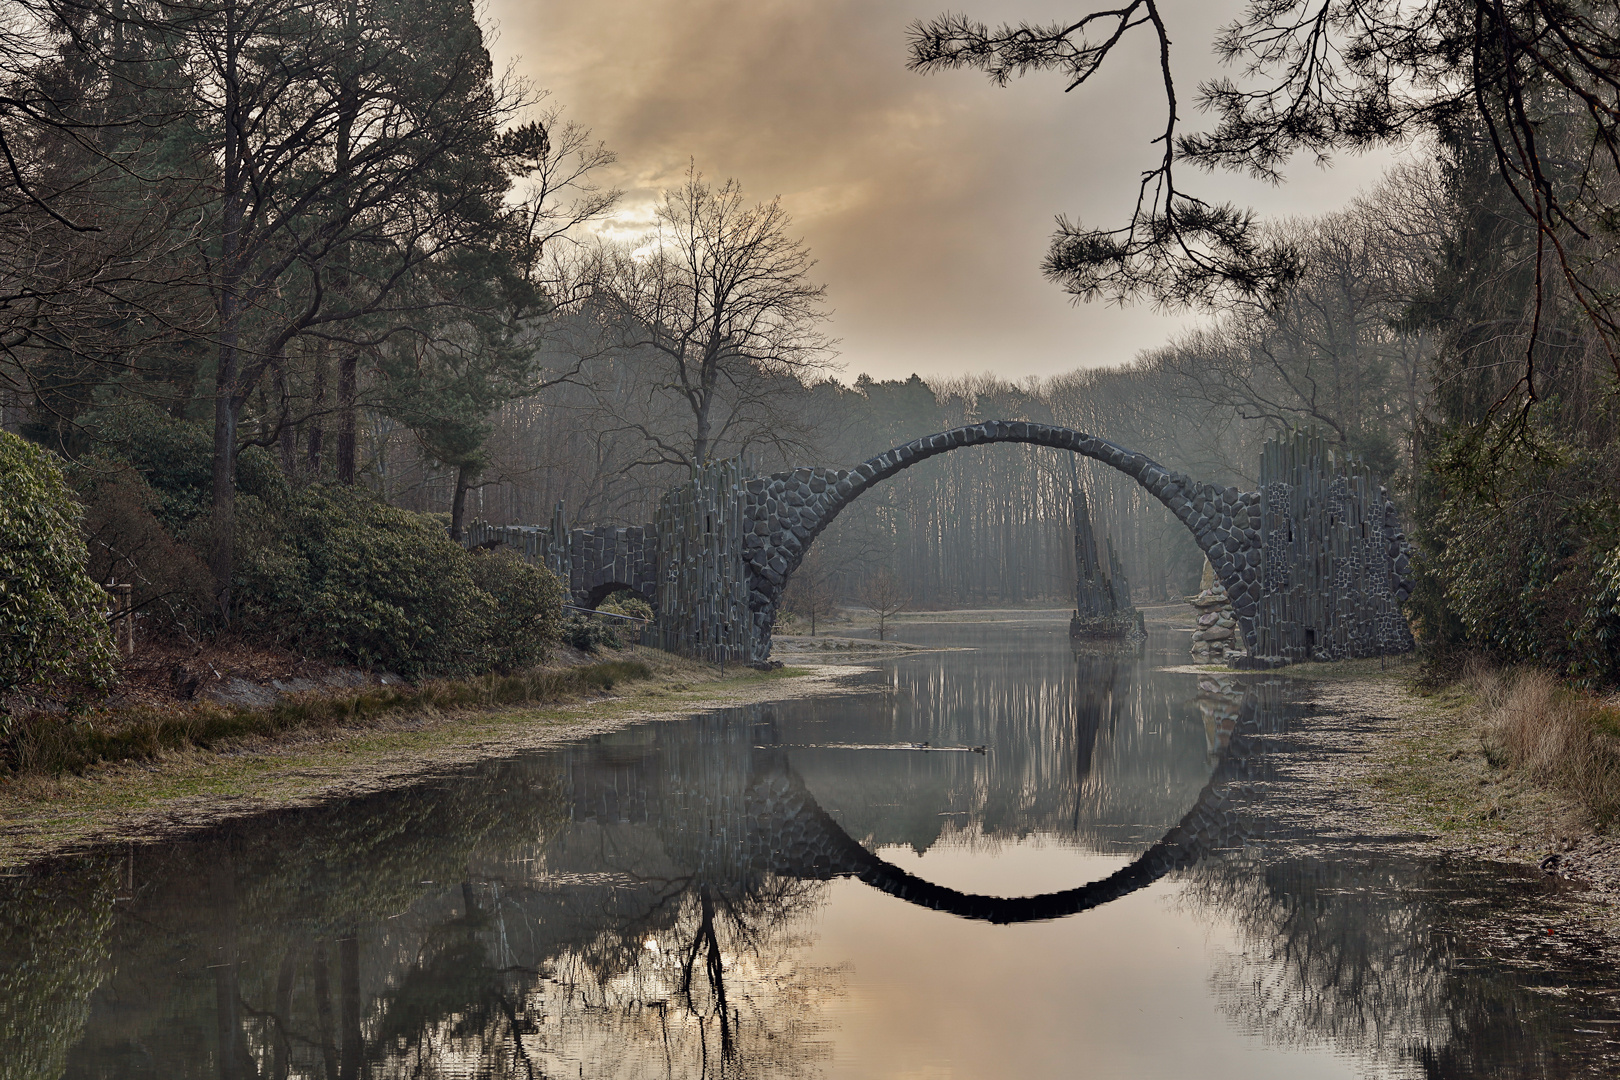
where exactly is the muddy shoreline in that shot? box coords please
[1270,664,1620,927]
[0,656,883,868]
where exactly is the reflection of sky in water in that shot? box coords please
[5,619,1614,1078]
[809,840,1359,1080]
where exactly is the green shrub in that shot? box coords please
[560,614,622,652]
[0,432,119,708]
[1425,417,1620,687]
[86,403,284,539]
[1580,541,1620,680]
[234,483,564,678]
[234,483,489,678]
[599,589,654,623]
[87,402,215,533]
[468,549,563,671]
[68,457,213,635]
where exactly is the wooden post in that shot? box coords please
[107,582,134,658]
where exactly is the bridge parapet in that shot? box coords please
[461,506,658,613]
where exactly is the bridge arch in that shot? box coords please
[582,581,654,611]
[740,421,1268,661]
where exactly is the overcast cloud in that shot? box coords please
[483,0,1403,383]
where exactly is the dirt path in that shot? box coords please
[0,660,882,868]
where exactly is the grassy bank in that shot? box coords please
[1358,661,1620,857]
[0,652,848,867]
[2,658,656,778]
[1471,666,1620,828]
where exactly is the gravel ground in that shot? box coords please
[1277,669,1620,922]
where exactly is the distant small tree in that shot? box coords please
[783,548,839,635]
[0,432,119,710]
[859,568,909,642]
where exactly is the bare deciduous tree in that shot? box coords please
[860,568,908,642]
[782,546,839,636]
[591,165,834,474]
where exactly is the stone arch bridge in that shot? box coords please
[465,423,1414,667]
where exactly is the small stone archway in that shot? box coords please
[581,581,654,611]
[737,421,1413,664]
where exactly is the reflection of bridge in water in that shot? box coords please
[568,680,1281,924]
[26,644,1589,1080]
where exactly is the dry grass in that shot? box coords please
[1472,663,1620,827]
[1,658,653,778]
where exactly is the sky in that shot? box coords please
[481,0,1404,385]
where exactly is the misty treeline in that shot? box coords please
[449,164,1437,614]
[3,0,1619,688]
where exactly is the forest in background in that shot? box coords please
[1,0,1618,691]
[433,162,1444,613]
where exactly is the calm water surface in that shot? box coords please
[4,618,1619,1078]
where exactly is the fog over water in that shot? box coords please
[482,0,1403,382]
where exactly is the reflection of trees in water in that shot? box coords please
[531,875,838,1080]
[21,739,842,1079]
[49,757,576,1080]
[1184,809,1619,1076]
[1188,853,1452,1074]
[787,645,1213,856]
[0,861,117,1080]
[292,872,838,1079]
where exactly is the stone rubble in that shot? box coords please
[1187,560,1249,664]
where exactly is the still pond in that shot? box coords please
[4,618,1619,1078]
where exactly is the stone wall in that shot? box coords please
[462,502,658,612]
[1251,431,1415,663]
[652,458,755,662]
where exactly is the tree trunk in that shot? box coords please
[450,462,475,541]
[307,349,327,476]
[273,361,296,476]
[339,934,362,1080]
[336,350,358,484]
[313,943,339,1080]
[272,946,298,1080]
[210,331,240,624]
[333,3,359,486]
[210,9,245,625]
[209,860,255,1080]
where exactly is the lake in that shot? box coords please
[4,617,1618,1078]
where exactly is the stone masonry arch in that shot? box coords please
[582,581,653,610]
[739,420,1412,664]
[466,421,1415,666]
